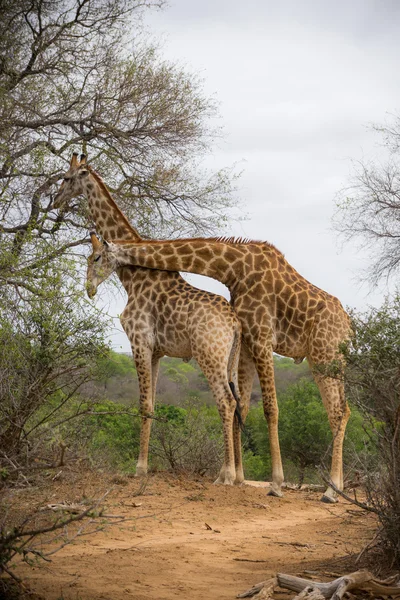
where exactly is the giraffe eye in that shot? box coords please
[94,256,101,262]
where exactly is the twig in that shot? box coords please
[355,527,383,564]
[318,471,378,513]
[234,558,269,563]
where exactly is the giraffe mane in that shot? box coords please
[112,235,283,256]
[211,236,283,255]
[86,165,140,238]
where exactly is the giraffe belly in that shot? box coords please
[274,336,308,361]
[153,330,192,360]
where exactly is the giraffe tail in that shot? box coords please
[229,381,244,430]
[228,326,244,431]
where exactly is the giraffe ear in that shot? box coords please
[103,239,109,248]
[70,153,79,168]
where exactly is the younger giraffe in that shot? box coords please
[53,154,246,483]
[103,236,352,502]
[86,232,243,483]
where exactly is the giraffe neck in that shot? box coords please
[82,169,142,242]
[118,266,183,297]
[110,238,266,290]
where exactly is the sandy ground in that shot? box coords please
[8,471,375,600]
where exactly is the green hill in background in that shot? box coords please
[88,351,312,407]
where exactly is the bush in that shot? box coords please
[0,260,110,463]
[341,296,400,566]
[150,399,224,477]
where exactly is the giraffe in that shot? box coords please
[102,235,353,502]
[53,153,250,484]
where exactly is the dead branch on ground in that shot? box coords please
[237,570,400,599]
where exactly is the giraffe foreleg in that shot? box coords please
[133,347,154,478]
[253,348,284,497]
[314,374,350,503]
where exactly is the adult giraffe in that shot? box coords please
[103,233,352,503]
[53,153,253,484]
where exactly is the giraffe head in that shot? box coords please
[53,152,89,208]
[86,232,119,299]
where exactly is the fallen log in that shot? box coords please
[237,570,400,599]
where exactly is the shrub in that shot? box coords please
[150,399,224,477]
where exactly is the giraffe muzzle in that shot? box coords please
[86,282,97,299]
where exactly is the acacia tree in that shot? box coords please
[334,117,400,284]
[0,0,238,287]
[0,1,239,460]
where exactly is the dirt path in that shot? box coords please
[12,472,375,599]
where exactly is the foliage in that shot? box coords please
[74,400,141,473]
[0,0,239,300]
[0,257,110,460]
[278,380,332,485]
[242,378,370,484]
[273,356,312,395]
[97,352,137,380]
[150,400,224,476]
[341,295,400,565]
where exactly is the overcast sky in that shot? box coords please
[99,0,399,352]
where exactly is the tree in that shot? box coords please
[0,0,238,461]
[334,116,400,284]
[0,1,237,282]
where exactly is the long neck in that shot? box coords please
[112,238,252,289]
[82,170,142,242]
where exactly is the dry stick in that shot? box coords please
[237,571,400,599]
[355,526,383,564]
[3,489,113,573]
[319,472,379,514]
[276,542,313,548]
[234,558,269,563]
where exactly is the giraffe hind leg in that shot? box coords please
[196,351,237,485]
[313,373,350,503]
[233,344,256,484]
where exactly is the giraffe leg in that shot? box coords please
[253,348,284,497]
[314,373,350,503]
[151,355,160,411]
[233,345,256,484]
[197,356,237,485]
[133,347,154,478]
[212,381,237,485]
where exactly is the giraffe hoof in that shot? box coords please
[213,475,235,486]
[134,468,148,478]
[321,494,338,504]
[267,486,284,498]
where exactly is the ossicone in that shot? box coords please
[89,231,102,250]
[70,152,79,168]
